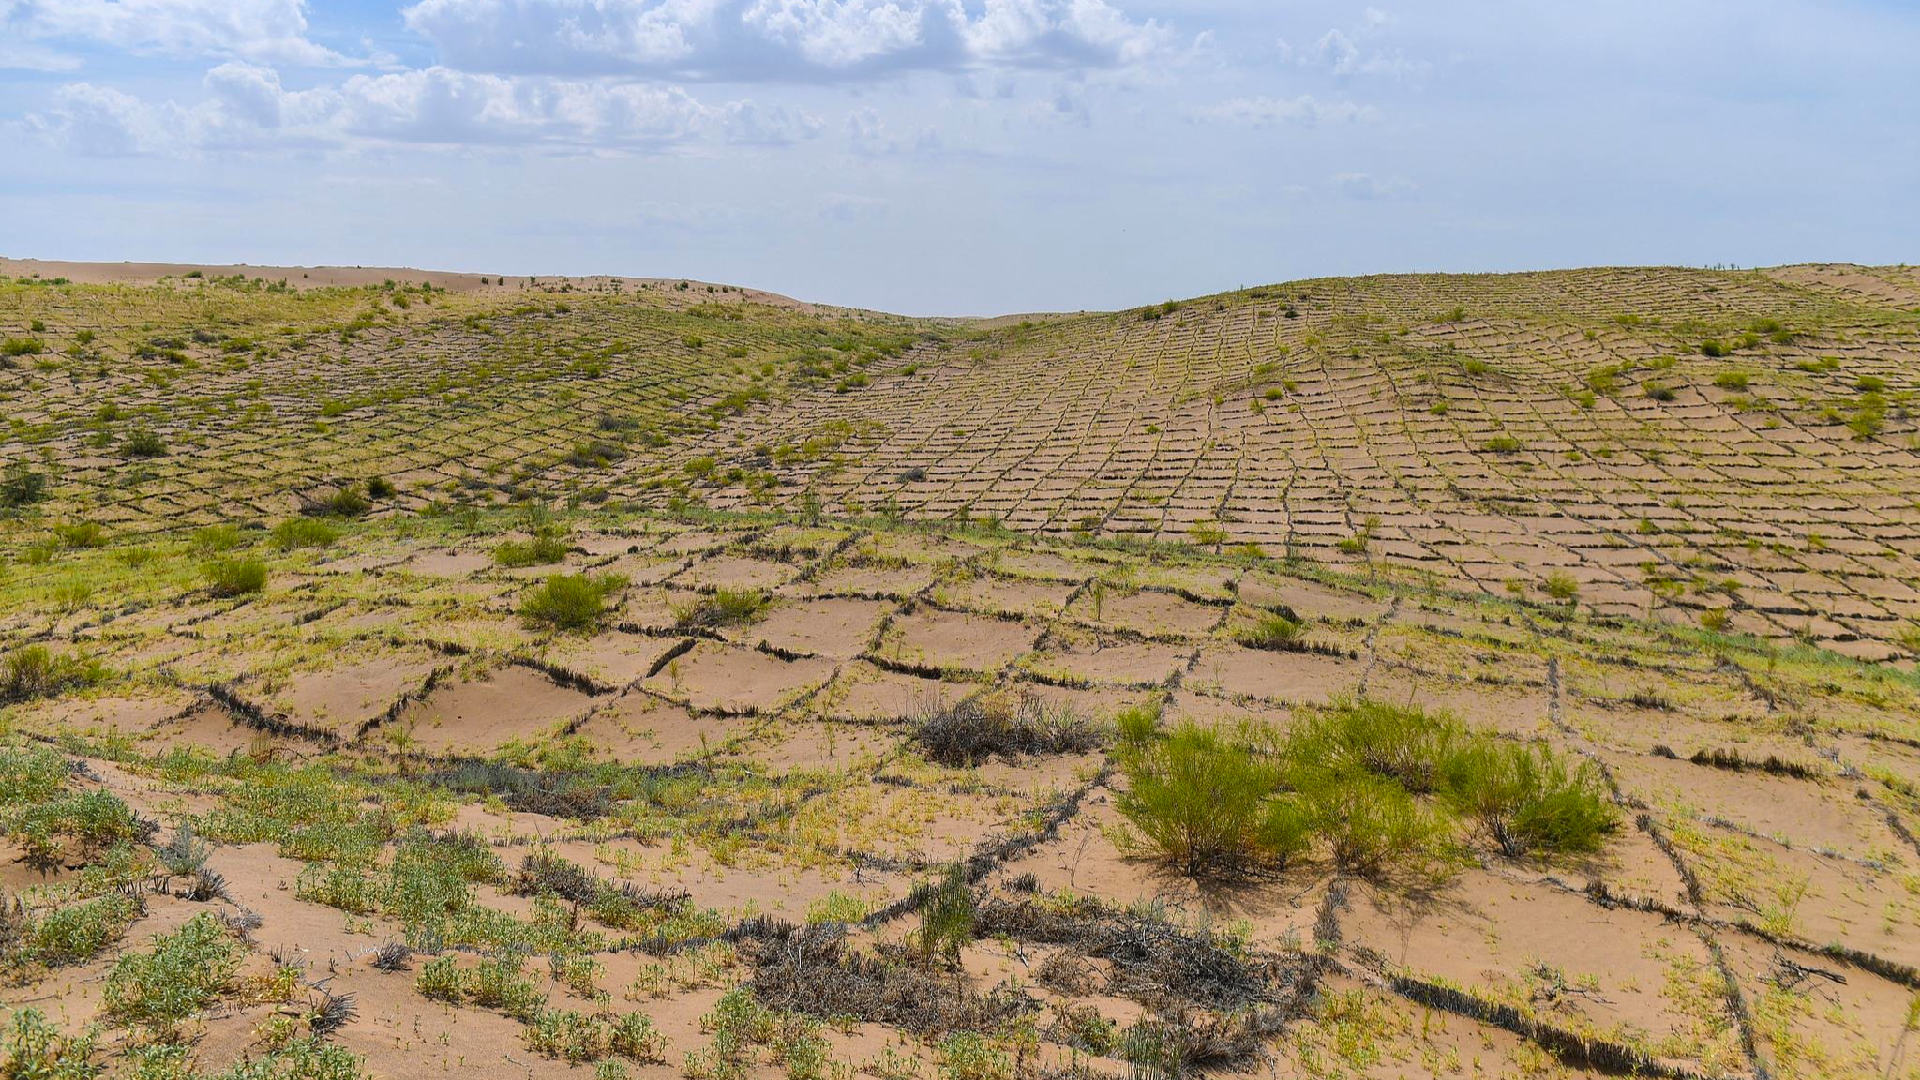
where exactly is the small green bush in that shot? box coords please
[0,465,45,508]
[1541,571,1580,604]
[1441,740,1618,857]
[53,522,106,549]
[365,476,396,499]
[323,486,371,517]
[1235,610,1302,651]
[1,646,106,703]
[213,1037,366,1080]
[671,587,765,629]
[271,518,339,550]
[204,558,268,597]
[1117,723,1308,876]
[122,429,166,458]
[29,892,140,965]
[519,573,626,633]
[1285,699,1462,795]
[494,526,569,568]
[1699,339,1728,358]
[1712,371,1750,391]
[916,864,976,962]
[2,337,46,357]
[191,524,246,553]
[0,1008,97,1079]
[1295,769,1443,877]
[103,913,241,1032]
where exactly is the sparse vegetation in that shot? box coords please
[520,573,627,632]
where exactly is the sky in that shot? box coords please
[0,1,1916,315]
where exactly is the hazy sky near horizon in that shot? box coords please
[1,1,1915,315]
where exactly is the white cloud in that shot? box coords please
[1278,9,1427,81]
[26,63,818,155]
[1198,94,1376,127]
[6,0,355,65]
[1331,172,1413,200]
[400,0,1174,81]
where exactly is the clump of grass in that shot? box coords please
[204,558,268,597]
[52,522,105,549]
[520,573,627,633]
[0,1008,97,1078]
[1115,721,1309,877]
[1118,699,1616,879]
[672,587,766,629]
[1,646,106,703]
[0,465,45,508]
[1235,610,1303,651]
[122,429,166,458]
[495,526,570,568]
[191,523,246,553]
[322,485,371,517]
[1541,571,1580,605]
[911,692,1102,766]
[916,864,976,964]
[102,913,241,1035]
[271,518,339,550]
[1713,371,1750,391]
[1441,740,1616,857]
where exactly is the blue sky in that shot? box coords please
[1,0,1915,315]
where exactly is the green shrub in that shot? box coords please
[0,465,46,508]
[214,1038,366,1080]
[53,522,106,549]
[1235,610,1302,651]
[29,892,140,965]
[204,558,268,597]
[1483,436,1522,454]
[122,429,166,458]
[519,573,626,633]
[191,524,246,553]
[1285,699,1462,795]
[1295,768,1444,876]
[415,956,464,1002]
[1441,740,1617,857]
[2,337,46,357]
[271,518,338,550]
[323,486,371,517]
[915,864,976,962]
[1116,723,1308,876]
[1541,571,1580,604]
[1712,371,1750,391]
[670,587,765,629]
[365,476,396,499]
[102,913,241,1032]
[1699,339,1728,358]
[494,526,570,568]
[1,646,106,703]
[1645,382,1676,402]
[0,1008,97,1079]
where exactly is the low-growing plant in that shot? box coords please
[1116,722,1308,876]
[204,558,268,597]
[1235,610,1303,651]
[271,518,339,550]
[0,1008,97,1078]
[102,913,241,1034]
[911,693,1101,766]
[1441,740,1617,857]
[671,587,765,629]
[1,647,106,703]
[520,573,627,632]
[495,526,570,568]
[123,429,167,458]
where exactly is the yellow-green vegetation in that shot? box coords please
[2,264,1919,1080]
